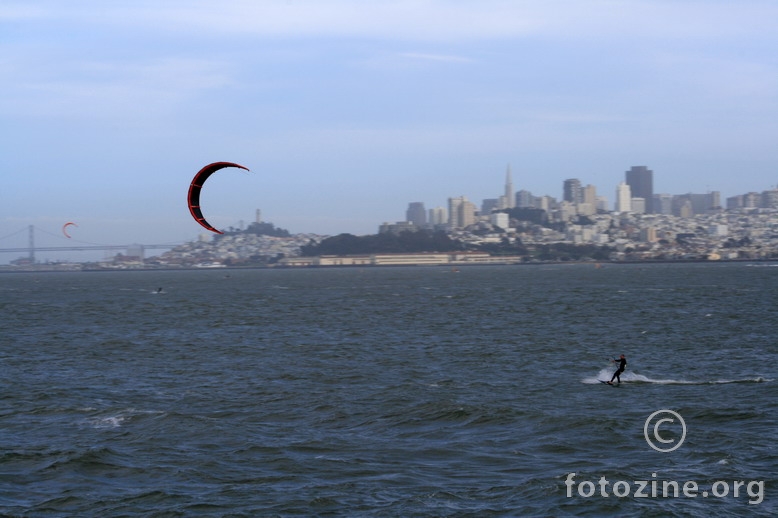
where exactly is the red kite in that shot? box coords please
[187,162,250,234]
[62,222,78,238]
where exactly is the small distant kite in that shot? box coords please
[62,222,78,238]
[187,161,250,234]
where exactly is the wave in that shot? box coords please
[81,408,166,429]
[582,368,772,385]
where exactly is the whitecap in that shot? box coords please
[89,415,126,429]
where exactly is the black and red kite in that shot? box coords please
[187,161,250,234]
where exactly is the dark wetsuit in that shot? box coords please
[610,357,626,383]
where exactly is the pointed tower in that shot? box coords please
[504,164,515,209]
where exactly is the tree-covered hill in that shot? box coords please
[300,230,464,256]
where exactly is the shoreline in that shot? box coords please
[2,257,777,274]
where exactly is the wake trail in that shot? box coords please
[582,367,772,385]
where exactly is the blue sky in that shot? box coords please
[2,1,778,261]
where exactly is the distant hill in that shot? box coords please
[222,222,291,238]
[300,230,464,256]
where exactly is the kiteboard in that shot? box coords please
[599,380,619,387]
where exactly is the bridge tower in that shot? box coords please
[28,225,35,263]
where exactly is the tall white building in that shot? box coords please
[615,182,632,212]
[583,185,597,206]
[448,196,476,229]
[504,165,515,209]
[428,207,448,227]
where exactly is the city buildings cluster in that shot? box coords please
[370,165,778,263]
[386,165,778,234]
[155,165,777,267]
[148,232,324,268]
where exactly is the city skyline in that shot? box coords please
[396,164,775,231]
[2,162,776,265]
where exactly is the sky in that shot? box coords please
[2,0,778,262]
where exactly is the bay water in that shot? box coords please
[1,263,776,516]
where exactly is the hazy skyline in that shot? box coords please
[3,1,778,257]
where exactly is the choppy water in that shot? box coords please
[1,263,776,516]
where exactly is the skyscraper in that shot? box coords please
[615,182,632,212]
[448,196,476,229]
[625,166,654,213]
[406,202,426,227]
[428,207,448,227]
[583,185,597,206]
[516,189,534,208]
[563,179,583,204]
[578,184,597,215]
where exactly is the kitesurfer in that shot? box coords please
[608,354,626,384]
